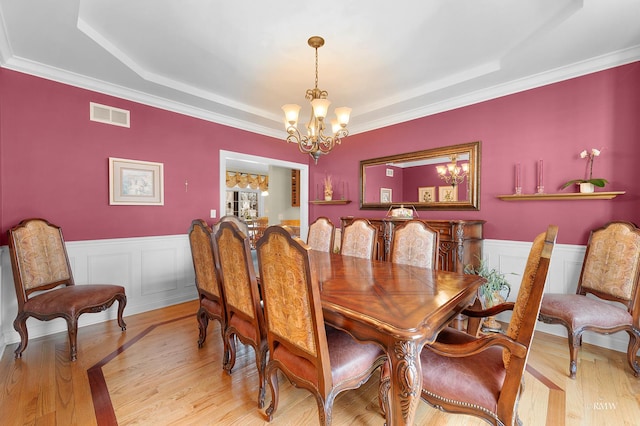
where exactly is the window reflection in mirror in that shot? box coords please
[360,141,480,210]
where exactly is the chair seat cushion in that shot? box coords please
[24,284,125,317]
[326,325,385,387]
[420,328,506,414]
[540,294,633,329]
[271,325,384,388]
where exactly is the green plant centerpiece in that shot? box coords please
[464,258,513,331]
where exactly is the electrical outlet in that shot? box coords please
[210,209,216,218]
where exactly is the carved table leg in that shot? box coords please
[386,339,421,426]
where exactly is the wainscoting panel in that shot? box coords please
[0,236,632,358]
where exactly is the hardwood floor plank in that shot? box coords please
[2,300,639,425]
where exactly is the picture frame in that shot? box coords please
[109,157,164,205]
[385,168,394,177]
[380,188,392,203]
[438,185,458,202]
[418,186,435,203]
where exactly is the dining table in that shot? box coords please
[309,250,485,426]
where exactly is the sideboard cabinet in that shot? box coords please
[340,217,485,273]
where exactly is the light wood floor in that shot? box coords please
[1,300,639,426]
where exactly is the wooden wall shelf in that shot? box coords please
[310,200,352,205]
[497,191,625,201]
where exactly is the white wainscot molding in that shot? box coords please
[0,234,198,356]
[483,238,631,355]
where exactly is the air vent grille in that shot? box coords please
[90,102,130,128]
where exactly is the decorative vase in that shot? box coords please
[579,182,595,193]
[482,292,505,332]
[324,190,333,201]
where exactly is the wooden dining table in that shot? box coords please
[309,250,485,426]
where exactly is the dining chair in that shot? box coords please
[213,221,268,408]
[389,219,439,269]
[188,220,228,358]
[340,218,378,259]
[381,225,558,425]
[7,218,127,361]
[256,225,387,426]
[307,216,335,252]
[212,214,250,238]
[538,221,640,378]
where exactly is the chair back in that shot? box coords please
[188,219,223,301]
[390,220,439,269]
[307,217,335,252]
[340,218,378,259]
[213,215,250,238]
[8,218,74,307]
[503,225,557,371]
[577,221,640,312]
[213,221,263,337]
[256,225,332,394]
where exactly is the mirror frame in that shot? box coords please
[359,141,481,211]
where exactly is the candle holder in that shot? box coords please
[515,186,522,195]
[536,185,544,194]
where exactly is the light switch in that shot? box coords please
[210,209,216,218]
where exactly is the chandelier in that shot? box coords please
[282,36,351,164]
[436,154,469,187]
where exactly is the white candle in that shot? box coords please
[515,163,521,189]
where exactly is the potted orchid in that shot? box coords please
[560,148,608,193]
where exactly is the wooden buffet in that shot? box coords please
[340,217,485,273]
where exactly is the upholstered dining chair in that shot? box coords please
[7,218,127,361]
[212,214,250,238]
[340,218,378,259]
[307,216,335,252]
[538,221,640,378]
[256,225,387,426]
[213,221,268,408]
[188,219,227,356]
[381,225,558,426]
[390,219,439,269]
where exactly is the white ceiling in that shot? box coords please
[1,1,639,139]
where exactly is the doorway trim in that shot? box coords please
[219,150,309,240]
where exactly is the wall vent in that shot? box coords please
[90,102,130,128]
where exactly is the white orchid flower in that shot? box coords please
[579,150,588,158]
[591,148,601,156]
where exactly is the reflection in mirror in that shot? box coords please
[360,141,480,210]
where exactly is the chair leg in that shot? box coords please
[265,365,280,421]
[256,344,268,409]
[67,316,79,362]
[568,331,583,379]
[626,329,640,377]
[116,294,127,331]
[196,308,209,348]
[12,314,29,359]
[224,331,237,373]
[318,393,335,426]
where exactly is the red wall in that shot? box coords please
[309,62,640,245]
[0,68,301,243]
[2,63,639,246]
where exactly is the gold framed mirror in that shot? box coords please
[360,141,481,210]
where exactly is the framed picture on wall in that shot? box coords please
[109,157,164,205]
[418,186,435,203]
[438,185,458,202]
[380,188,392,203]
